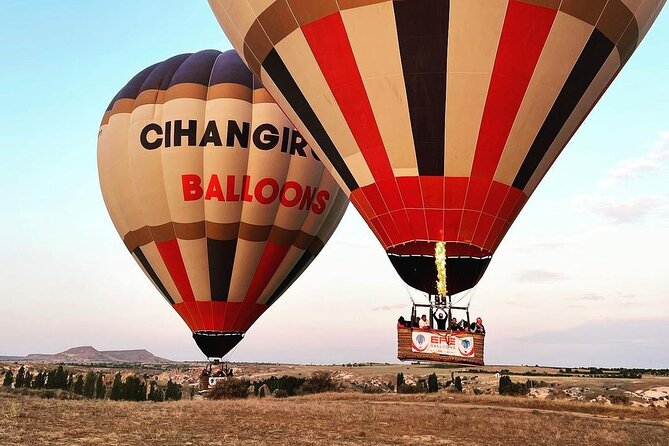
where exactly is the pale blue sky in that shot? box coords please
[1,2,667,367]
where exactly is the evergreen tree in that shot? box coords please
[427,373,438,393]
[2,371,13,387]
[123,376,142,401]
[454,376,463,392]
[23,371,33,389]
[83,371,96,398]
[148,382,161,402]
[33,371,45,389]
[110,373,123,400]
[54,366,67,390]
[45,370,56,389]
[138,382,147,402]
[95,374,106,399]
[396,372,404,392]
[164,379,182,401]
[15,366,25,388]
[73,375,84,395]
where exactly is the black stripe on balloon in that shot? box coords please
[393,0,449,176]
[513,29,615,189]
[262,49,359,191]
[264,251,315,307]
[207,238,237,302]
[132,247,175,305]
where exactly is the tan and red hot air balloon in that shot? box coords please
[209,0,665,296]
[98,50,347,358]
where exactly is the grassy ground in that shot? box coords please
[1,391,667,446]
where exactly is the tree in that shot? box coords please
[498,376,529,396]
[427,373,438,393]
[301,371,335,394]
[33,372,45,389]
[165,379,182,401]
[454,376,463,392]
[2,371,13,387]
[138,382,147,402]
[123,376,144,401]
[83,372,96,399]
[53,366,67,390]
[68,372,76,392]
[45,370,56,389]
[110,373,123,401]
[15,366,25,388]
[95,374,106,399]
[396,373,404,392]
[148,381,163,402]
[73,375,84,395]
[23,371,33,389]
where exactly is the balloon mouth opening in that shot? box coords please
[193,331,245,359]
[386,242,492,295]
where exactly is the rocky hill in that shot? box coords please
[1,346,172,364]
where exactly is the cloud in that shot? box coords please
[599,131,669,188]
[566,292,637,307]
[575,194,667,224]
[576,293,606,302]
[370,303,407,312]
[516,269,568,283]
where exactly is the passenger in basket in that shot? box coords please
[458,319,469,331]
[419,314,430,329]
[474,317,486,334]
[450,317,460,331]
[412,316,421,328]
[433,310,448,331]
[397,316,407,328]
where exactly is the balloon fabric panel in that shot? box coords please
[209,0,665,294]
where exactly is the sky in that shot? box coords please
[0,1,667,368]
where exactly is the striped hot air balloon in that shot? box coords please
[209,0,665,295]
[98,50,348,358]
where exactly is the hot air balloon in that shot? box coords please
[209,1,665,364]
[209,0,664,296]
[98,49,348,360]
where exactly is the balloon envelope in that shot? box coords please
[210,0,664,295]
[98,50,348,357]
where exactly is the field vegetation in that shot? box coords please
[1,362,668,445]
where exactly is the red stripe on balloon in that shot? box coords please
[302,12,397,188]
[172,303,196,331]
[156,240,195,302]
[234,304,268,333]
[468,1,557,184]
[243,241,291,305]
[156,239,204,330]
[226,241,291,332]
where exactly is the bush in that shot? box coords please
[361,385,384,394]
[609,394,630,405]
[164,379,182,401]
[453,376,462,392]
[398,383,426,394]
[300,371,336,394]
[208,378,251,400]
[273,389,288,398]
[252,375,306,396]
[498,376,530,396]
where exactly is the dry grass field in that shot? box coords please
[2,362,668,445]
[2,390,668,446]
